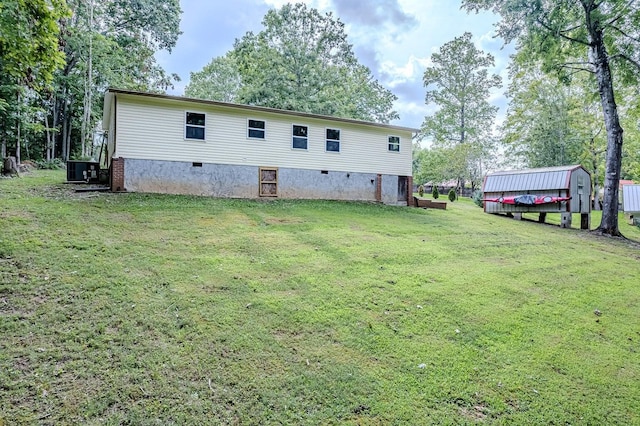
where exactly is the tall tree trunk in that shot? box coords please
[81,0,94,159]
[45,113,52,161]
[1,127,6,159]
[588,26,622,236]
[16,92,21,164]
[51,95,61,160]
[61,100,69,161]
[65,117,72,161]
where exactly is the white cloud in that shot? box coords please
[381,55,431,86]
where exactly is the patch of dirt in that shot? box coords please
[13,356,30,372]
[263,217,304,225]
[29,184,111,201]
[459,404,488,421]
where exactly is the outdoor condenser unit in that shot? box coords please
[67,161,100,183]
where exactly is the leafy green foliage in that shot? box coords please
[196,3,399,123]
[448,189,457,202]
[0,0,183,165]
[501,59,615,198]
[432,185,439,199]
[419,32,501,190]
[422,32,501,145]
[185,54,241,103]
[35,158,65,169]
[0,0,70,159]
[472,189,483,207]
[461,0,640,235]
[0,0,69,91]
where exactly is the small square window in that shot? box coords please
[248,119,266,139]
[326,128,340,152]
[185,112,205,140]
[388,136,400,152]
[293,125,308,150]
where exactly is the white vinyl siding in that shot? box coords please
[113,94,412,176]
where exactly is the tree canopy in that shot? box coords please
[185,55,241,103]
[188,3,398,123]
[417,32,501,191]
[462,0,640,235]
[0,0,182,165]
[0,0,69,92]
[0,0,70,158]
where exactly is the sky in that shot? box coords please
[155,0,515,132]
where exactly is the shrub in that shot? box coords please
[432,186,439,199]
[472,190,484,207]
[35,159,65,170]
[448,189,457,202]
[418,184,424,197]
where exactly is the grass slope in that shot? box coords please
[1,171,639,425]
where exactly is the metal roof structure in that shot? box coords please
[623,184,640,213]
[483,165,584,192]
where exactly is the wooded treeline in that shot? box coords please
[0,0,181,165]
[414,0,640,235]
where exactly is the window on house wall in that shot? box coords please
[388,136,400,152]
[248,119,266,139]
[292,125,308,149]
[185,112,206,140]
[326,128,340,152]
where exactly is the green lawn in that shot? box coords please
[1,170,639,424]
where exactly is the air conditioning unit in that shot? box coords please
[67,161,100,183]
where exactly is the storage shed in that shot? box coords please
[482,165,591,229]
[622,184,640,225]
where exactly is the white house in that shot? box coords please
[102,89,417,205]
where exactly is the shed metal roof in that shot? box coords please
[483,165,583,192]
[623,184,640,213]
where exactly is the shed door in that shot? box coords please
[259,167,278,197]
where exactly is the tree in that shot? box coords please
[503,60,610,208]
[185,55,241,103]
[0,0,70,159]
[228,3,398,123]
[413,145,479,191]
[46,0,182,162]
[462,0,640,236]
[420,32,502,193]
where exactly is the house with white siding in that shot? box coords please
[102,89,417,205]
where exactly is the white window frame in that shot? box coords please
[388,135,400,152]
[325,128,341,153]
[185,111,206,141]
[292,124,308,150]
[247,118,266,140]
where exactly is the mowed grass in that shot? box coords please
[1,171,639,425]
